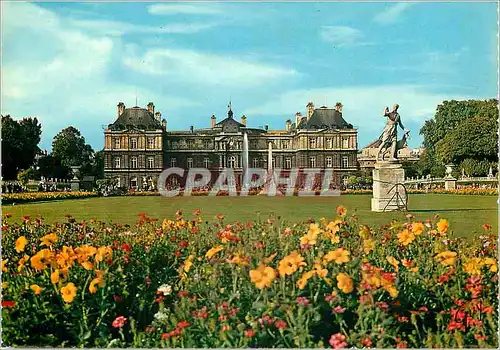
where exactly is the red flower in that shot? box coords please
[396,341,408,348]
[178,240,189,249]
[174,250,181,257]
[191,227,199,233]
[475,334,488,341]
[113,295,122,302]
[245,222,253,229]
[360,337,372,348]
[274,319,287,329]
[482,224,491,230]
[121,243,131,252]
[216,214,224,220]
[333,305,345,314]
[418,306,428,313]
[193,209,201,216]
[178,291,189,297]
[1,301,16,308]
[296,296,310,306]
[244,329,255,338]
[375,301,389,312]
[112,316,127,328]
[176,321,190,329]
[218,314,228,322]
[155,295,164,303]
[329,333,347,349]
[254,242,266,249]
[4,213,12,218]
[146,327,155,333]
[258,315,273,327]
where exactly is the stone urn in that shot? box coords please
[70,165,81,181]
[445,164,454,179]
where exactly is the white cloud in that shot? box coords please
[373,3,415,24]
[123,48,298,86]
[148,3,223,16]
[320,26,373,47]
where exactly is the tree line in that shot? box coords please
[1,115,103,182]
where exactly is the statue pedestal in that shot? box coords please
[371,161,407,212]
[444,177,457,190]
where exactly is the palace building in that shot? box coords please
[103,101,359,189]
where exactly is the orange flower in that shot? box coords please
[434,251,457,266]
[226,253,250,266]
[463,258,482,275]
[31,249,55,271]
[51,268,69,284]
[56,246,77,269]
[40,233,58,247]
[436,219,449,234]
[336,273,354,293]
[249,264,276,289]
[386,256,400,272]
[363,239,375,254]
[30,284,43,295]
[297,270,315,290]
[95,246,113,263]
[15,236,28,253]
[481,258,498,272]
[300,224,320,245]
[17,255,30,271]
[336,205,347,217]
[411,222,425,236]
[89,270,106,294]
[205,245,224,259]
[60,282,77,303]
[323,248,350,265]
[2,259,8,272]
[278,251,306,276]
[397,229,415,246]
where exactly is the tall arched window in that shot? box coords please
[114,157,121,169]
[131,156,138,169]
[228,156,236,168]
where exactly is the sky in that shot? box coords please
[1,1,498,151]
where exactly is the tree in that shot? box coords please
[90,150,105,179]
[17,168,35,185]
[36,154,71,180]
[52,126,94,171]
[1,115,42,180]
[419,99,498,176]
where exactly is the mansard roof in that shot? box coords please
[301,108,353,130]
[109,107,161,131]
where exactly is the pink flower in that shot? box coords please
[333,305,345,314]
[112,316,127,328]
[274,319,288,329]
[296,296,310,306]
[329,333,348,349]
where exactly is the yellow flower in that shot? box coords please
[323,248,350,265]
[434,251,457,266]
[336,205,347,217]
[359,225,371,239]
[1,259,8,272]
[278,251,306,276]
[410,267,419,273]
[51,268,69,284]
[312,261,328,279]
[411,222,425,236]
[183,255,194,273]
[60,282,77,303]
[17,255,30,271]
[300,224,320,245]
[81,261,94,270]
[397,229,415,246]
[463,258,482,275]
[56,246,77,269]
[40,233,58,247]
[386,256,400,272]
[385,285,399,298]
[2,282,7,289]
[75,245,97,263]
[481,258,498,272]
[95,246,113,263]
[336,273,354,293]
[15,236,28,253]
[30,284,43,295]
[297,270,315,290]
[326,220,342,234]
[226,253,250,266]
[205,245,224,259]
[89,271,106,294]
[436,219,449,234]
[363,239,375,254]
[249,264,277,289]
[31,249,55,271]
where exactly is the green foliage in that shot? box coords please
[418,99,498,176]
[1,115,42,180]
[52,126,94,169]
[36,154,71,180]
[16,168,36,185]
[459,159,491,177]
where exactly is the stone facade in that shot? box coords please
[104,101,359,189]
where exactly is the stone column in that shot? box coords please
[70,166,81,191]
[268,142,273,171]
[371,161,407,212]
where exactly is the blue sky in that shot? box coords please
[2,1,498,151]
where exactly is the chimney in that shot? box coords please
[155,111,162,122]
[285,119,291,132]
[241,115,247,126]
[162,118,167,130]
[295,112,302,126]
[306,102,314,120]
[117,102,125,117]
[147,102,155,115]
[211,114,216,128]
[334,102,343,113]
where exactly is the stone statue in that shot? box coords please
[376,104,410,161]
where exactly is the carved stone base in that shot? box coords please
[444,178,457,190]
[70,180,80,191]
[371,161,407,212]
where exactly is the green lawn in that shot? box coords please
[3,194,497,238]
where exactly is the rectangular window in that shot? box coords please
[326,138,332,149]
[272,157,276,169]
[130,138,138,149]
[204,158,210,168]
[326,156,333,168]
[309,138,316,149]
[131,157,138,169]
[309,157,316,168]
[114,138,121,149]
[187,158,193,168]
[282,140,289,149]
[114,157,121,169]
[253,158,259,168]
[170,158,176,167]
[148,157,154,169]
[285,157,292,169]
[342,137,349,149]
[203,140,211,149]
[187,140,194,149]
[148,138,154,149]
[342,156,348,168]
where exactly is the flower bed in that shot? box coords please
[1,209,497,348]
[2,191,99,204]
